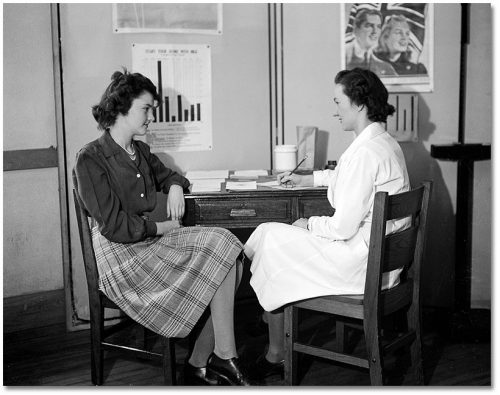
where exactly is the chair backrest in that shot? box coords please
[364,181,432,318]
[72,188,101,308]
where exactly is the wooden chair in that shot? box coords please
[72,189,178,385]
[284,181,432,385]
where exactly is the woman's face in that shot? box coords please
[386,21,411,56]
[121,91,156,136]
[333,83,359,132]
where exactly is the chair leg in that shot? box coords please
[284,305,299,385]
[90,308,104,385]
[336,321,346,353]
[161,337,177,385]
[407,305,424,384]
[363,320,383,385]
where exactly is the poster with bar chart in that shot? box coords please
[132,43,212,152]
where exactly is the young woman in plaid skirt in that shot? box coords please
[74,69,256,386]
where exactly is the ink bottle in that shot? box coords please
[325,160,337,170]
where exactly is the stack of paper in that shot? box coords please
[186,170,229,193]
[229,170,269,179]
[186,170,229,180]
[191,179,224,193]
[225,181,257,190]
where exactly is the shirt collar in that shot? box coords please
[353,39,373,58]
[343,122,386,157]
[97,131,124,158]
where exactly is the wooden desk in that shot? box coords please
[184,186,334,229]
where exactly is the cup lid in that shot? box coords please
[274,144,297,152]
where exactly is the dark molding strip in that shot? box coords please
[3,288,66,333]
[3,146,58,171]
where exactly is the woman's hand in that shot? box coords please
[277,172,314,187]
[166,184,185,221]
[292,218,308,229]
[156,220,182,236]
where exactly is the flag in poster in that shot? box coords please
[132,43,213,152]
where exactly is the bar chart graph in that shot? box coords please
[153,60,203,124]
[132,44,212,152]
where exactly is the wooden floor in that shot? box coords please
[3,298,491,386]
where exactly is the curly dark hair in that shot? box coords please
[92,68,160,131]
[334,68,395,123]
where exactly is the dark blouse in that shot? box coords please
[73,132,190,243]
[375,51,428,76]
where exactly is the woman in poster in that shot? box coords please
[375,14,428,75]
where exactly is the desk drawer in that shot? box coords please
[193,198,292,227]
[299,197,335,218]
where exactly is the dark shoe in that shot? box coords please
[183,361,219,386]
[248,353,284,380]
[207,353,259,386]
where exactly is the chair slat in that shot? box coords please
[386,186,424,221]
[383,226,418,272]
[380,281,413,316]
[293,342,369,369]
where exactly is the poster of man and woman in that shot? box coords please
[342,3,433,92]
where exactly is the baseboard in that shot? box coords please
[3,289,66,333]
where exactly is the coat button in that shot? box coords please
[140,193,144,198]
[137,173,141,178]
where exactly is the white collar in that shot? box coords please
[343,122,386,158]
[352,39,373,58]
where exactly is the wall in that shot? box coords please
[467,5,492,308]
[3,4,64,297]
[281,3,491,307]
[2,3,491,315]
[59,3,271,323]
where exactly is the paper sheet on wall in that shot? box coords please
[132,43,213,152]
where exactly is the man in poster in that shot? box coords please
[345,9,397,76]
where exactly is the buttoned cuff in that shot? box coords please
[313,170,334,187]
[145,219,157,237]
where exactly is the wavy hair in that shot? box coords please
[92,68,160,131]
[376,14,410,56]
[334,68,395,123]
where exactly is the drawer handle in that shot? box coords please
[230,208,257,217]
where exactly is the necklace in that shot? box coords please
[123,143,136,160]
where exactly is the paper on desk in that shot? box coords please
[257,180,280,187]
[225,181,257,190]
[190,179,223,193]
[258,180,316,190]
[231,170,269,178]
[186,170,229,180]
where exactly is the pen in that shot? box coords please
[289,155,308,175]
[281,155,308,186]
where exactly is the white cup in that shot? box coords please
[274,145,297,171]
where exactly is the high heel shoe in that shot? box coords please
[206,353,259,386]
[183,360,219,386]
[248,353,284,380]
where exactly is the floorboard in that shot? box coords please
[3,298,490,386]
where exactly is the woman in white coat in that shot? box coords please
[244,68,410,379]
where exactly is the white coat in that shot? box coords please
[244,122,410,312]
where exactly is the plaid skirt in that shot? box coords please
[91,226,243,338]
